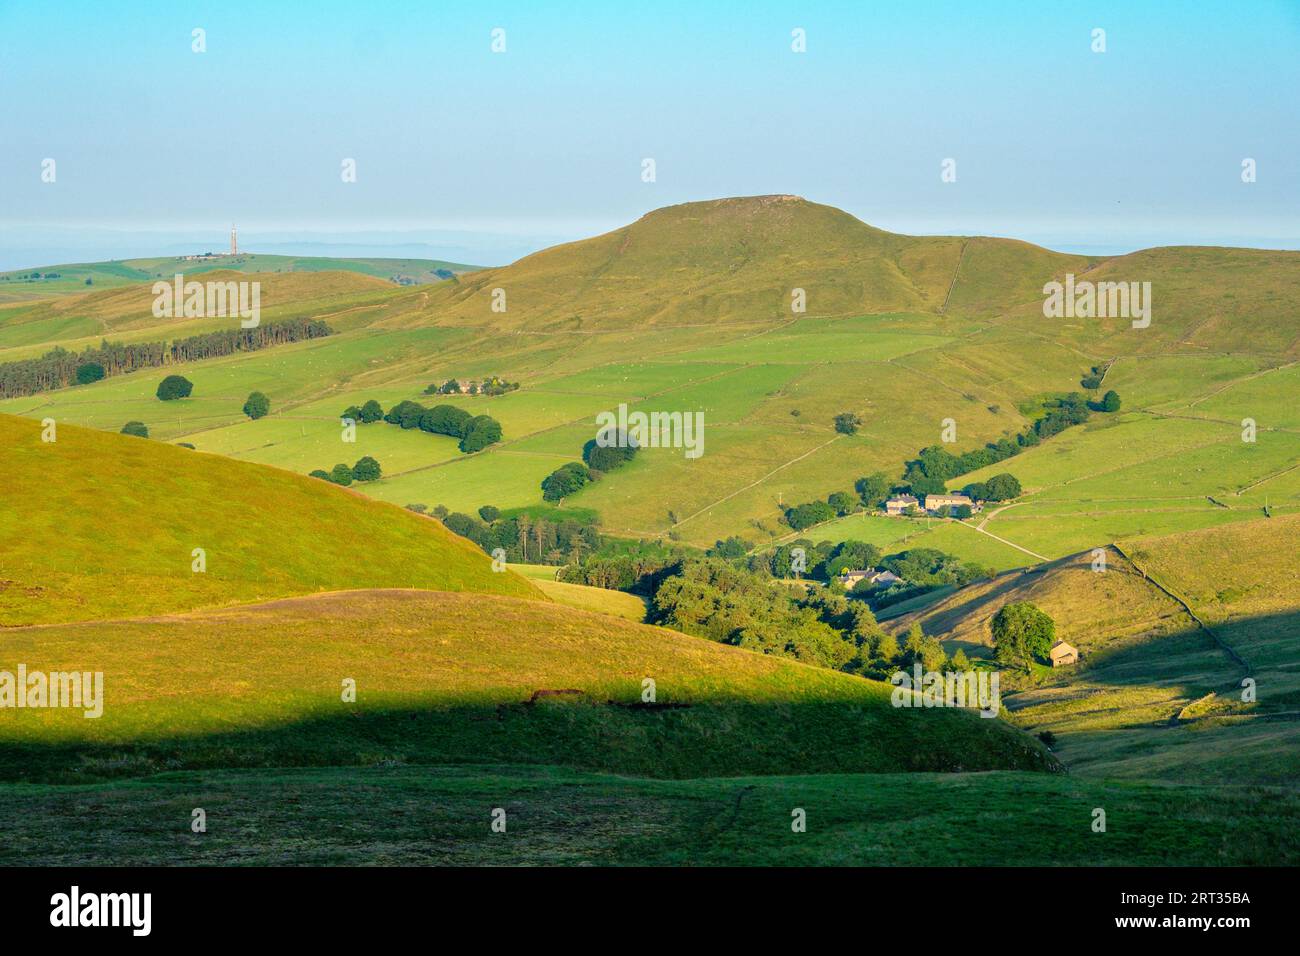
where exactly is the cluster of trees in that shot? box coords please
[340,399,385,423]
[641,558,971,678]
[1093,390,1121,412]
[1080,364,1108,389]
[121,421,148,438]
[784,498,838,530]
[582,429,638,473]
[427,506,603,565]
[537,429,640,504]
[902,440,1023,496]
[423,375,520,397]
[170,318,332,362]
[538,429,639,504]
[340,398,503,453]
[1078,365,1123,412]
[1029,392,1093,442]
[991,601,1057,667]
[477,376,520,397]
[960,473,1021,503]
[542,462,591,501]
[0,318,332,399]
[751,538,877,580]
[781,480,900,530]
[309,456,382,486]
[243,391,270,419]
[2,271,62,280]
[649,559,885,671]
[869,548,990,609]
[748,539,989,612]
[833,412,862,435]
[540,428,640,503]
[559,539,688,590]
[156,375,193,401]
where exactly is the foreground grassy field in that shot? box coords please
[2,763,1294,866]
[0,414,538,625]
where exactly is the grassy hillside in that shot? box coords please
[0,253,478,304]
[532,577,649,621]
[0,589,1055,782]
[0,413,539,625]
[0,269,403,357]
[410,195,1087,331]
[3,197,1295,561]
[889,515,1300,786]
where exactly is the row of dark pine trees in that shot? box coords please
[0,317,332,399]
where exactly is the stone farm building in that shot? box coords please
[924,493,975,513]
[884,494,919,515]
[1049,640,1079,667]
[839,568,903,589]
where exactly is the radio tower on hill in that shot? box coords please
[230,223,238,256]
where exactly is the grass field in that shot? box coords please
[4,198,1300,867]
[532,578,649,620]
[0,253,479,305]
[0,414,538,625]
[3,763,1294,866]
[5,199,1296,565]
[0,589,1054,782]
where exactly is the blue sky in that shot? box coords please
[2,0,1298,263]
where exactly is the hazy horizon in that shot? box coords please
[3,0,1296,270]
[4,207,1299,274]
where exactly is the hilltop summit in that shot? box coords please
[417,195,1087,330]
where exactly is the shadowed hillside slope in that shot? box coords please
[0,589,1056,781]
[0,413,540,625]
[890,515,1300,785]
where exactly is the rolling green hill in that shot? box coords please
[3,196,1296,562]
[0,588,1055,782]
[0,253,479,305]
[3,199,1298,866]
[889,514,1300,786]
[0,413,540,625]
[409,195,1091,331]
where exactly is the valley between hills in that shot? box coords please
[1,196,1297,865]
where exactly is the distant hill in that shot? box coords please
[0,269,400,357]
[0,252,480,305]
[2,196,1295,555]
[412,195,1094,330]
[0,413,540,625]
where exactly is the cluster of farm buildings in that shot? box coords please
[883,492,981,516]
